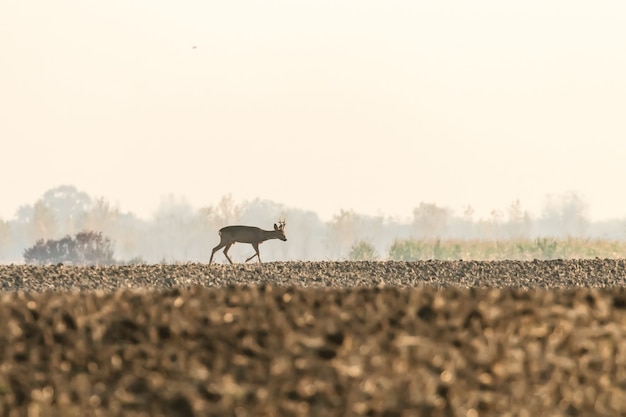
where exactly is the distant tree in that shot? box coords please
[31,200,57,239]
[83,197,119,234]
[456,204,476,239]
[485,209,505,240]
[23,231,115,265]
[540,192,589,237]
[506,199,532,239]
[196,194,245,246]
[412,202,450,239]
[198,194,244,228]
[151,195,196,261]
[41,185,92,234]
[15,185,93,242]
[327,209,358,259]
[217,194,244,225]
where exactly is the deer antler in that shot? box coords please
[278,219,286,229]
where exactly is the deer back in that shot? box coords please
[219,226,264,244]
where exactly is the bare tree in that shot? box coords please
[506,199,532,239]
[326,209,358,259]
[412,202,450,239]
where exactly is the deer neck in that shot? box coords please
[261,229,281,241]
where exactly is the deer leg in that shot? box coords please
[245,243,261,263]
[222,243,234,265]
[209,242,226,266]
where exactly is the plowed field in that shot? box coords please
[1,260,626,416]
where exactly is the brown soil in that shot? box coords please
[1,260,626,416]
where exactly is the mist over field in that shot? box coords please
[2,185,626,264]
[3,2,626,229]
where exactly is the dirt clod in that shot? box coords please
[0,260,625,416]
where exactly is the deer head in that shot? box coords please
[274,219,287,241]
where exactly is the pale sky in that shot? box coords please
[2,1,626,222]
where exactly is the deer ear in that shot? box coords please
[274,223,278,230]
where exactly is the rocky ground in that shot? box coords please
[1,260,626,416]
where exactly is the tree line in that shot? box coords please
[1,185,625,264]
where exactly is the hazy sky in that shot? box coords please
[2,1,625,222]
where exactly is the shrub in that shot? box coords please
[389,239,429,261]
[349,240,378,261]
[23,231,115,265]
[123,256,147,265]
[534,238,558,259]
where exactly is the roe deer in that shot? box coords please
[209,220,287,265]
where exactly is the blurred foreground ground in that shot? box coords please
[1,260,626,416]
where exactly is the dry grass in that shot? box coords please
[388,238,626,260]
